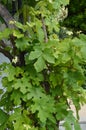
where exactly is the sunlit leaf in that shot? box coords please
[34,56,46,72]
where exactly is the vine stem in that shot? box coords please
[41,15,48,43]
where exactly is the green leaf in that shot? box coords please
[36,20,44,42]
[12,76,33,94]
[61,53,71,63]
[0,109,8,126]
[13,30,24,38]
[43,49,55,64]
[56,102,68,121]
[11,90,23,105]
[9,108,26,130]
[4,65,23,82]
[0,125,6,130]
[79,34,86,42]
[13,21,28,32]
[63,111,81,130]
[63,121,72,130]
[6,65,16,81]
[0,28,12,40]
[49,72,58,87]
[31,95,55,123]
[15,37,29,51]
[74,121,81,130]
[26,87,45,100]
[34,57,46,72]
[29,50,42,60]
[0,89,4,94]
[37,27,44,43]
[52,0,69,9]
[81,46,86,59]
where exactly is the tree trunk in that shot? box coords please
[0,3,14,28]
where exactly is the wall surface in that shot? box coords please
[0,53,9,88]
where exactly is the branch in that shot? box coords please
[41,16,48,43]
[9,35,17,51]
[0,40,8,48]
[0,3,15,28]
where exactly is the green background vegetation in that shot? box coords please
[0,0,86,130]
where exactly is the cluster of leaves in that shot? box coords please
[62,0,86,34]
[0,0,86,130]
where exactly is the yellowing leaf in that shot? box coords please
[13,30,24,38]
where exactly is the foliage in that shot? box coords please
[62,0,86,34]
[0,0,86,130]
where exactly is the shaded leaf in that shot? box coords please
[0,109,8,126]
[15,37,29,51]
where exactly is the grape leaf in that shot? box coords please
[34,56,46,72]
